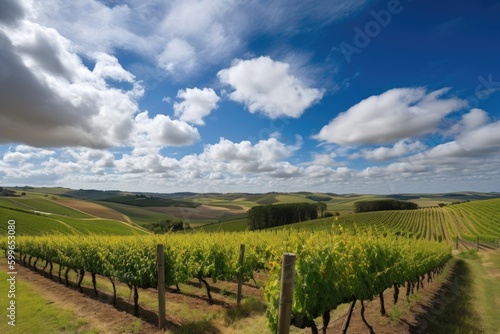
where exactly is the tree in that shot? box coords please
[316,202,327,217]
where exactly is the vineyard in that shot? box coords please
[0,199,148,236]
[2,228,451,333]
[284,198,500,248]
[1,194,499,332]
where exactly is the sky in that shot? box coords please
[1,0,500,194]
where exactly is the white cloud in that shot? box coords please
[0,17,142,148]
[457,120,500,151]
[134,112,200,147]
[314,87,465,145]
[362,140,427,161]
[202,137,293,163]
[173,87,220,125]
[218,56,324,118]
[445,108,490,137]
[158,38,197,74]
[310,152,338,166]
[3,145,55,163]
[32,0,241,77]
[91,52,136,82]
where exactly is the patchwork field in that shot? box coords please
[56,198,127,221]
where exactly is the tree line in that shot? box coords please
[354,199,418,213]
[247,202,320,230]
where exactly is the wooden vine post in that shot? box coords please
[237,244,246,306]
[455,235,459,250]
[278,253,296,334]
[157,244,166,330]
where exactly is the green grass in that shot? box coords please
[0,198,34,210]
[100,195,198,208]
[0,208,76,235]
[3,198,92,218]
[53,217,147,235]
[193,218,249,232]
[0,207,147,236]
[0,266,99,333]
[417,253,500,334]
[95,201,171,226]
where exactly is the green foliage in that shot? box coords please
[144,219,189,233]
[305,195,332,202]
[100,195,199,208]
[0,187,17,197]
[247,202,319,230]
[354,199,418,213]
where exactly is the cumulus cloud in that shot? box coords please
[0,11,203,149]
[445,108,490,137]
[0,16,142,148]
[158,38,197,74]
[314,87,465,145]
[202,137,293,163]
[362,140,427,161]
[134,112,200,147]
[218,56,324,118]
[457,120,500,151]
[0,0,25,25]
[3,145,55,163]
[310,152,338,166]
[173,87,220,125]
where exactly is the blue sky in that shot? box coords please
[1,0,499,194]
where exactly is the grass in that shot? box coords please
[100,195,198,208]
[96,201,171,226]
[4,198,92,218]
[0,207,147,236]
[413,252,500,334]
[51,217,147,235]
[0,208,76,235]
[0,266,99,334]
[193,218,249,232]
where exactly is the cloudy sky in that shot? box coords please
[1,0,499,194]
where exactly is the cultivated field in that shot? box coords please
[1,188,500,334]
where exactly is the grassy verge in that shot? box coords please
[418,250,500,333]
[0,265,99,334]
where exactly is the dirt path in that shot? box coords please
[16,264,164,334]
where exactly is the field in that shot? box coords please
[0,196,149,236]
[1,188,500,333]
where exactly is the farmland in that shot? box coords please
[1,187,500,333]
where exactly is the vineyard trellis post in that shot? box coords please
[237,244,246,306]
[455,235,459,250]
[278,253,296,334]
[157,244,166,330]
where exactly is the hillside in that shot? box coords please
[0,193,148,236]
[2,186,500,237]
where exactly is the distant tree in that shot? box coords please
[354,199,418,213]
[316,202,327,217]
[247,202,319,230]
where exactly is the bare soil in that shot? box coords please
[56,199,127,221]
